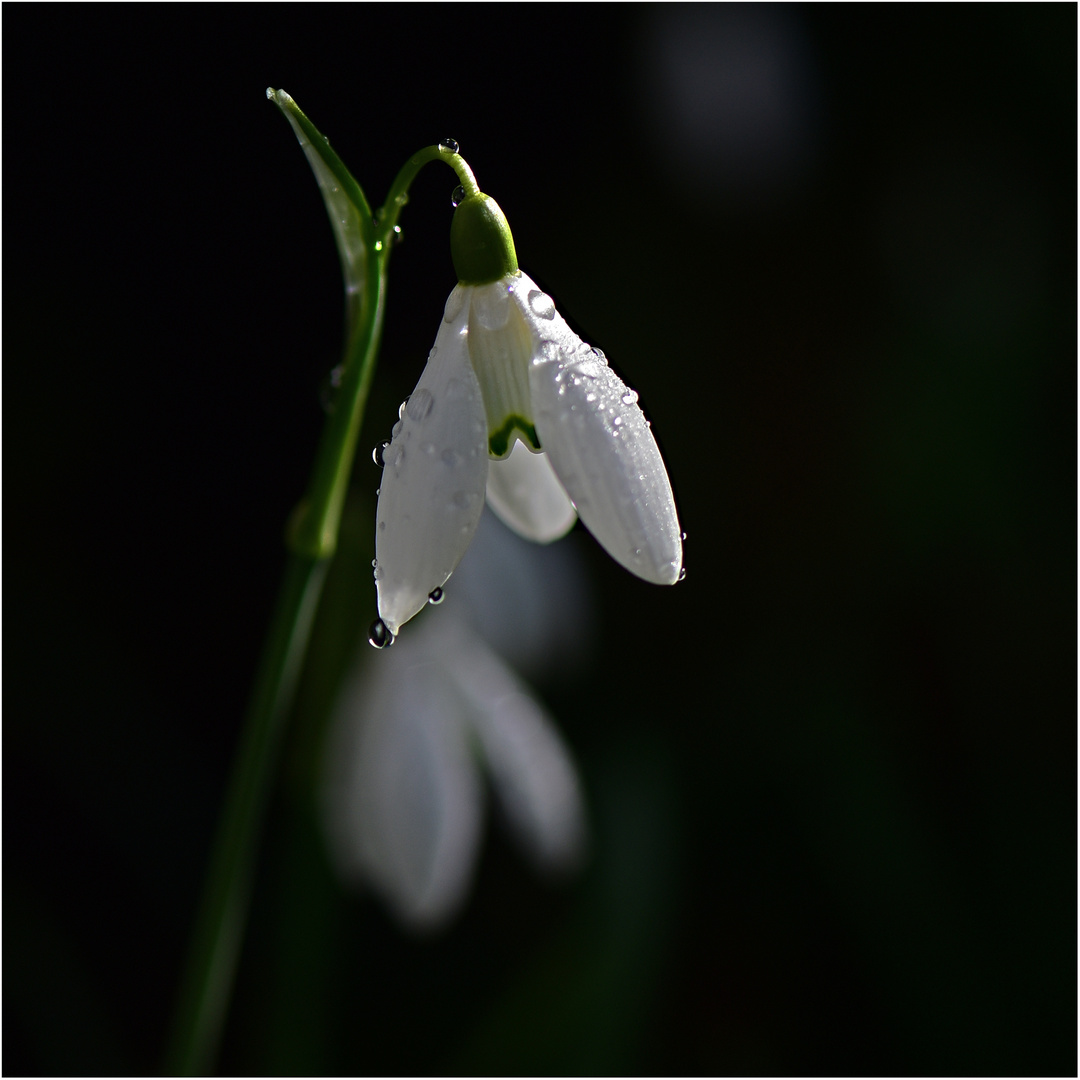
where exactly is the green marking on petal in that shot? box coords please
[489,416,540,458]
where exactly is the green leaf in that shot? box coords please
[267,89,374,334]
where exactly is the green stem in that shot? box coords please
[163,553,328,1076]
[377,145,480,241]
[164,108,476,1073]
[164,229,388,1079]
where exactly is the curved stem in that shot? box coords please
[376,145,479,244]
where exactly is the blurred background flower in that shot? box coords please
[323,514,590,930]
[5,5,1074,1076]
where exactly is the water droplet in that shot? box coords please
[398,398,409,420]
[443,288,466,323]
[622,390,639,405]
[528,289,556,320]
[373,565,383,581]
[613,415,623,427]
[680,531,688,541]
[406,388,435,421]
[368,618,394,649]
[392,224,403,245]
[439,137,460,154]
[391,419,403,439]
[451,184,466,208]
[373,441,390,467]
[677,567,687,582]
[428,587,445,605]
[371,559,378,568]
[592,347,606,361]
[374,239,384,252]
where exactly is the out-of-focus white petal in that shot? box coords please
[443,623,587,873]
[517,283,683,585]
[322,633,483,930]
[449,511,595,679]
[485,441,578,543]
[375,288,490,635]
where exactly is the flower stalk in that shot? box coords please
[163,90,470,1075]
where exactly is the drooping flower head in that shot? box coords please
[372,186,683,642]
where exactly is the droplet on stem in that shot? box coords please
[439,138,460,154]
[451,184,466,208]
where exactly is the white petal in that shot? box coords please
[375,288,489,635]
[442,622,587,873]
[485,441,578,543]
[519,295,683,585]
[322,634,483,930]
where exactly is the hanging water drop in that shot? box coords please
[398,397,410,420]
[392,224,403,245]
[368,618,394,649]
[439,137,460,154]
[373,441,390,467]
[428,587,445,605]
[677,566,687,582]
[451,184,466,207]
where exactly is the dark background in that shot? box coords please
[5,4,1076,1076]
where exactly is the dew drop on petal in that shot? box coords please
[528,289,556,320]
[678,566,687,582]
[622,390,639,405]
[428,586,445,605]
[398,397,410,420]
[368,618,395,649]
[372,441,390,467]
[405,387,435,421]
[443,289,466,323]
[439,137,460,154]
[451,184,466,208]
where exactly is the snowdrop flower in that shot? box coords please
[324,514,590,930]
[371,189,683,642]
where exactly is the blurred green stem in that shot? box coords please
[163,91,475,1076]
